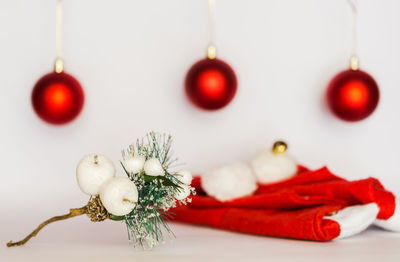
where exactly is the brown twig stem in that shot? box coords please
[7,206,87,247]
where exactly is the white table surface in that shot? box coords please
[1,214,399,262]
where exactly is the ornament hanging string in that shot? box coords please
[207,0,217,59]
[184,0,237,110]
[326,0,380,122]
[30,0,85,125]
[347,0,359,70]
[55,0,64,73]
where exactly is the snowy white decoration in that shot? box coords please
[123,155,145,174]
[202,162,257,202]
[251,150,297,184]
[100,177,138,216]
[175,170,193,185]
[143,158,164,176]
[174,184,191,200]
[76,154,116,195]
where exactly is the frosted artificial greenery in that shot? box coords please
[118,132,195,249]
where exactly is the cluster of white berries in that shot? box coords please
[123,154,193,200]
[76,153,194,216]
[173,170,193,200]
[202,141,297,202]
[76,154,138,216]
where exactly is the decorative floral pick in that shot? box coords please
[7,132,195,249]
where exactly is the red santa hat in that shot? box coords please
[171,142,399,241]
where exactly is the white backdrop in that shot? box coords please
[1,0,400,217]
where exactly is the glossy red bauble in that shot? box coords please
[326,69,379,122]
[185,58,237,110]
[31,72,84,125]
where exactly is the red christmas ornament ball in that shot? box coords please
[31,72,84,125]
[185,58,237,110]
[326,69,379,122]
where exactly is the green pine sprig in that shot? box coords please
[119,131,194,249]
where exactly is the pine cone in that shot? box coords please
[86,196,109,222]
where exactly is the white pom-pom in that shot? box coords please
[174,184,191,200]
[99,177,138,216]
[76,154,116,195]
[143,158,164,176]
[251,150,296,184]
[123,155,145,174]
[202,162,257,202]
[175,170,193,185]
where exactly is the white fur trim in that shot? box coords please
[374,197,400,232]
[324,203,379,239]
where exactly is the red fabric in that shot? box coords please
[171,166,395,241]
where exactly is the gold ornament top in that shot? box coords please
[272,141,288,155]
[54,57,64,74]
[207,45,217,60]
[349,56,359,71]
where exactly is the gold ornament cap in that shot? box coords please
[207,45,216,60]
[54,57,64,73]
[272,141,288,155]
[349,55,359,71]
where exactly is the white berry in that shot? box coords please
[99,177,138,216]
[76,154,116,195]
[143,158,164,176]
[251,150,296,184]
[174,184,191,200]
[123,155,145,174]
[175,170,193,185]
[202,162,257,202]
